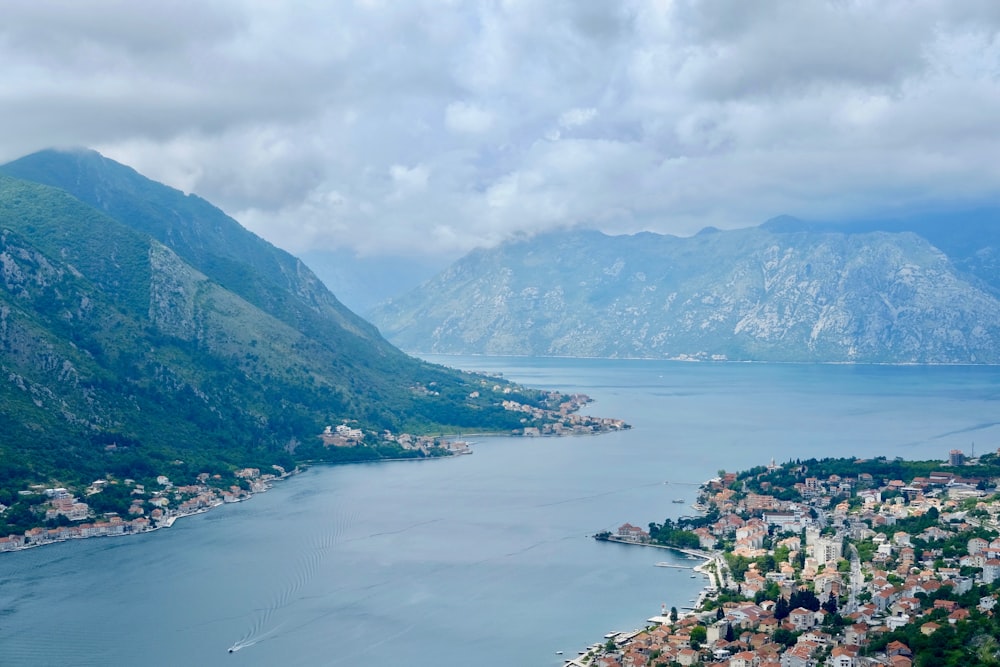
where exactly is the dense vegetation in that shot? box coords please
[0,152,565,512]
[867,588,1000,666]
[647,516,712,550]
[735,454,1000,502]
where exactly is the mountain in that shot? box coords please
[369,225,1000,363]
[0,150,577,501]
[1,149,382,346]
[759,211,1000,297]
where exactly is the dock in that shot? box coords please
[653,561,693,569]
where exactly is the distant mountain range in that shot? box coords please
[0,149,565,495]
[370,219,1000,363]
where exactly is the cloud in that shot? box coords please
[559,108,598,129]
[445,101,495,134]
[2,0,1000,259]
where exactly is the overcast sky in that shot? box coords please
[3,1,1000,260]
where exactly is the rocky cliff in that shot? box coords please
[370,225,1000,363]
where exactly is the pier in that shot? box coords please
[653,562,692,569]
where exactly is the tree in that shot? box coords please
[774,544,791,565]
[789,589,820,612]
[773,627,797,647]
[670,606,678,622]
[690,625,707,650]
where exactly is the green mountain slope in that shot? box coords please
[0,159,575,503]
[2,148,385,347]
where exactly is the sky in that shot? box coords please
[3,0,1000,261]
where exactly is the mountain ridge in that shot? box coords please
[1,148,384,344]
[370,224,1000,364]
[0,150,597,508]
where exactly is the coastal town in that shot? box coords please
[580,449,1000,667]
[0,393,628,552]
[0,465,288,552]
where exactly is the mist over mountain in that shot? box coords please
[370,222,1000,364]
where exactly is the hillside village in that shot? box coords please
[0,392,629,551]
[0,466,285,551]
[580,452,1000,667]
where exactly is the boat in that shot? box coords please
[672,498,684,503]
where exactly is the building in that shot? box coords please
[787,607,816,631]
[617,523,649,542]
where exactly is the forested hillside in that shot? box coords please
[0,152,575,509]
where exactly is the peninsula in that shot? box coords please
[583,450,1000,667]
[0,390,628,552]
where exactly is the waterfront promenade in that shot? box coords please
[569,532,723,665]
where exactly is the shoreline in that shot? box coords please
[2,434,507,554]
[0,423,622,555]
[573,510,722,664]
[419,351,1000,367]
[2,439,488,555]
[1,384,627,555]
[0,467,302,554]
[599,536,720,606]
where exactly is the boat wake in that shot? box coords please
[228,622,286,653]
[229,510,358,653]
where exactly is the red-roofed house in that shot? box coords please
[676,648,699,666]
[948,608,970,624]
[780,641,817,667]
[886,640,912,658]
[729,651,760,667]
[829,646,857,667]
[843,623,868,647]
[787,607,816,631]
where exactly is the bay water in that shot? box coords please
[1,358,997,666]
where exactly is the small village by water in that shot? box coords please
[0,390,626,553]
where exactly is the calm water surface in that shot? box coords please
[1,359,998,666]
